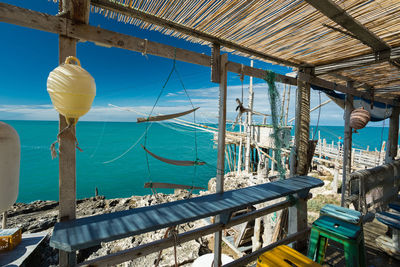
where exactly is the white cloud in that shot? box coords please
[0,82,346,125]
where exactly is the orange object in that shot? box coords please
[0,228,22,251]
[257,245,322,267]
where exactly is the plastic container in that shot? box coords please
[47,56,96,125]
[0,228,22,251]
[0,122,20,214]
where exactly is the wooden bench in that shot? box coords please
[50,176,323,261]
[375,202,400,258]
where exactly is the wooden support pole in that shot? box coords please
[386,106,400,164]
[245,60,254,174]
[214,53,228,267]
[288,191,308,250]
[211,43,220,83]
[294,67,312,175]
[342,87,353,207]
[58,1,89,266]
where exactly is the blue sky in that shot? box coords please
[0,0,357,126]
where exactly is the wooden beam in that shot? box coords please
[90,0,300,68]
[386,106,400,164]
[315,47,397,75]
[214,53,228,267]
[299,72,399,106]
[0,3,396,105]
[304,0,391,52]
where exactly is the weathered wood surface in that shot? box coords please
[50,176,323,252]
[143,182,205,190]
[136,107,199,123]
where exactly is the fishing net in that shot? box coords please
[264,71,286,180]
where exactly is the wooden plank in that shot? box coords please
[304,0,391,52]
[141,145,205,166]
[214,53,228,267]
[376,211,400,230]
[90,0,300,68]
[50,176,323,252]
[137,107,199,123]
[143,182,205,190]
[79,198,294,267]
[0,2,66,35]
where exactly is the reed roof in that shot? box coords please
[89,0,400,101]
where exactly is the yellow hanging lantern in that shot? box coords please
[47,56,96,125]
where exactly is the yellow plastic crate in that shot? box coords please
[0,228,22,251]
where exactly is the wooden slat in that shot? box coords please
[90,0,300,67]
[143,182,205,190]
[49,176,323,252]
[136,107,199,123]
[141,145,205,166]
[304,0,391,52]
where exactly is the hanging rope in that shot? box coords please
[143,48,201,193]
[50,124,82,159]
[264,71,286,180]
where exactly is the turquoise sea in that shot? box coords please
[3,120,391,203]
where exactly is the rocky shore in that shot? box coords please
[4,171,334,266]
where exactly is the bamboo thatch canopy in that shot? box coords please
[53,0,400,101]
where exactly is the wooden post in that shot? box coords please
[289,67,312,250]
[385,106,400,164]
[214,53,228,267]
[58,1,89,266]
[2,211,6,229]
[342,89,353,207]
[245,60,254,173]
[288,192,308,250]
[294,67,312,175]
[211,43,220,83]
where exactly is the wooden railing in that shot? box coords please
[49,176,324,266]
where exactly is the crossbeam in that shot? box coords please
[304,0,391,52]
[0,3,398,106]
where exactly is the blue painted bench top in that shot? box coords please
[50,176,323,252]
[376,211,400,230]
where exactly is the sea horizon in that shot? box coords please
[1,120,391,203]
